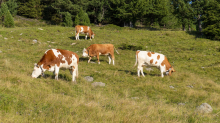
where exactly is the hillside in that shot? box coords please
[0,25,220,122]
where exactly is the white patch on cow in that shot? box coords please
[80,27,84,31]
[31,64,44,78]
[52,49,62,58]
[87,26,90,31]
[82,48,88,57]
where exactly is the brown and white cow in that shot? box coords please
[134,50,175,77]
[75,25,95,40]
[32,49,79,82]
[82,44,119,65]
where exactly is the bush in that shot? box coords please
[63,12,73,27]
[3,10,14,27]
[6,0,18,17]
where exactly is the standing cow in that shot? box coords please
[134,50,175,77]
[31,49,79,82]
[82,44,119,65]
[75,25,95,40]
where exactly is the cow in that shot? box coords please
[31,49,79,82]
[82,44,119,65]
[75,25,95,40]
[134,50,175,77]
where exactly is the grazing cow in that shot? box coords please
[82,44,119,65]
[31,49,79,82]
[134,50,175,77]
[75,25,95,40]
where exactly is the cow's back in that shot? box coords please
[88,44,113,53]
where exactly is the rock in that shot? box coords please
[84,76,94,82]
[187,85,193,88]
[92,82,105,87]
[196,103,213,113]
[20,33,23,35]
[33,39,38,43]
[4,37,8,40]
[0,51,2,53]
[38,28,43,30]
[178,103,185,106]
[169,86,175,89]
[71,43,76,45]
[131,97,139,100]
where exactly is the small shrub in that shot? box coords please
[63,12,73,27]
[3,10,14,28]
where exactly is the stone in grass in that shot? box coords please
[84,76,94,82]
[0,51,2,53]
[196,103,213,114]
[33,39,38,43]
[92,82,105,87]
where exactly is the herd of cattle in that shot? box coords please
[31,25,175,82]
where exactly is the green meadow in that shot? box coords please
[0,23,220,122]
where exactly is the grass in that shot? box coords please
[0,22,220,122]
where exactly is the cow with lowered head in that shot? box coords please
[82,44,119,65]
[75,25,95,40]
[134,50,175,77]
[32,49,79,82]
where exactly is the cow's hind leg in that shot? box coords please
[54,65,60,80]
[110,53,115,65]
[85,34,87,40]
[137,61,145,77]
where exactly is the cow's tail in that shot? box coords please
[114,46,120,55]
[133,50,139,68]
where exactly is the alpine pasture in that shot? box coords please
[0,23,220,122]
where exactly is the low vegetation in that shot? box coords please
[0,23,220,122]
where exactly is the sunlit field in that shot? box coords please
[0,24,220,122]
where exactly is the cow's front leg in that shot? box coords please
[160,66,165,78]
[71,66,77,83]
[108,55,111,64]
[88,57,92,63]
[97,53,100,64]
[85,34,87,40]
[54,64,60,80]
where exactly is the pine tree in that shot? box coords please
[63,12,73,27]
[202,0,220,40]
[3,10,14,28]
[17,0,42,18]
[0,2,9,25]
[6,0,18,17]
[76,8,90,26]
[74,14,79,25]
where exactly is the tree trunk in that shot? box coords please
[198,15,202,32]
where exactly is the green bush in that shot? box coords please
[63,12,73,27]
[3,10,14,28]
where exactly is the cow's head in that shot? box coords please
[82,48,89,57]
[166,66,176,76]
[32,63,44,78]
[92,32,95,39]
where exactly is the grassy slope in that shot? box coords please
[0,25,220,122]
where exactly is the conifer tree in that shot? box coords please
[76,8,90,26]
[74,14,79,25]
[202,0,220,40]
[6,0,18,17]
[0,2,9,21]
[63,12,73,27]
[3,10,14,28]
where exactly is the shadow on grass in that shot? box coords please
[118,69,161,76]
[69,36,87,40]
[42,73,71,82]
[79,57,105,63]
[185,31,210,40]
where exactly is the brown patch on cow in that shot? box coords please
[147,52,151,57]
[150,59,154,64]
[157,55,160,60]
[38,49,79,70]
[155,61,157,64]
[161,56,172,71]
[151,52,155,54]
[86,44,115,62]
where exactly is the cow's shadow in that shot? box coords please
[79,57,106,63]
[118,69,161,77]
[69,36,87,40]
[42,73,71,82]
